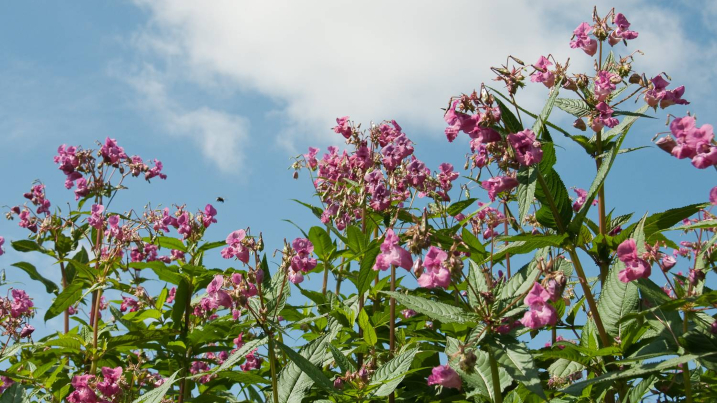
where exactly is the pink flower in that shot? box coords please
[202,204,218,228]
[481,176,518,201]
[145,159,167,181]
[241,349,263,371]
[100,137,127,165]
[710,186,717,205]
[508,129,543,166]
[304,147,319,169]
[207,275,232,309]
[10,289,33,318]
[571,187,598,211]
[19,324,34,338]
[222,229,250,263]
[616,239,652,282]
[570,22,598,56]
[120,296,139,313]
[291,238,318,273]
[333,116,352,138]
[373,229,413,271]
[668,116,715,168]
[645,76,689,109]
[417,247,451,289]
[591,102,619,132]
[530,56,555,88]
[88,204,104,229]
[661,255,676,270]
[166,287,176,303]
[520,283,557,329]
[0,236,4,256]
[594,71,619,101]
[401,309,417,319]
[427,365,461,389]
[609,13,639,46]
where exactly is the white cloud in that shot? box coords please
[129,0,717,152]
[121,65,251,173]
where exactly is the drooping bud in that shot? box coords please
[573,118,587,131]
[459,350,477,373]
[628,73,642,84]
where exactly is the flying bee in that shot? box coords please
[216,197,225,203]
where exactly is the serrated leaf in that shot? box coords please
[10,262,58,294]
[467,260,488,308]
[447,198,477,217]
[357,245,381,295]
[489,336,545,399]
[145,236,186,252]
[446,337,511,401]
[328,344,355,374]
[0,383,25,403]
[370,348,419,396]
[308,227,333,260]
[10,240,41,253]
[132,370,178,403]
[215,337,267,372]
[358,308,377,346]
[381,291,478,324]
[44,280,86,321]
[555,98,592,117]
[276,341,333,390]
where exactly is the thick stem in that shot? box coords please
[89,288,103,373]
[268,335,280,403]
[59,261,69,334]
[321,263,329,296]
[567,248,610,348]
[596,130,609,284]
[503,202,511,278]
[178,284,193,403]
[389,265,397,403]
[488,350,504,403]
[682,313,694,403]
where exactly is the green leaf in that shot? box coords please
[447,198,477,217]
[278,324,338,403]
[625,376,656,403]
[549,358,585,379]
[498,249,547,303]
[277,341,334,390]
[0,383,25,403]
[562,353,716,395]
[381,291,478,324]
[370,348,419,396]
[357,245,381,295]
[597,262,639,338]
[132,370,179,403]
[171,277,190,327]
[10,240,41,253]
[516,166,537,224]
[212,371,269,385]
[462,228,487,260]
[555,98,592,117]
[532,78,562,138]
[534,167,572,231]
[358,308,377,346]
[44,280,86,321]
[308,227,333,260]
[328,344,355,374]
[145,236,187,252]
[569,105,650,233]
[215,337,267,372]
[10,262,59,294]
[488,336,545,399]
[446,337,511,401]
[346,225,368,253]
[496,98,523,133]
[467,260,488,308]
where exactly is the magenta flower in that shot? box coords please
[481,176,518,201]
[373,229,413,271]
[10,289,33,318]
[333,116,352,138]
[609,13,638,46]
[241,349,263,371]
[427,365,462,389]
[120,296,139,313]
[167,287,176,304]
[530,56,555,88]
[616,239,652,282]
[644,76,689,109]
[207,275,232,309]
[202,204,218,228]
[508,129,543,166]
[710,186,717,205]
[668,116,715,168]
[100,137,127,165]
[416,247,451,289]
[520,283,557,329]
[571,187,598,211]
[67,374,98,403]
[97,367,123,397]
[19,324,34,338]
[145,159,167,181]
[401,309,417,319]
[304,147,319,169]
[594,71,619,101]
[570,22,597,56]
[222,229,250,263]
[88,204,104,229]
[0,236,4,256]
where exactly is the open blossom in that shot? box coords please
[590,102,619,132]
[88,204,104,229]
[508,129,543,166]
[427,365,461,389]
[710,186,717,205]
[373,229,413,271]
[100,137,127,165]
[481,176,518,202]
[67,374,97,403]
[570,22,597,56]
[202,204,218,228]
[664,116,717,169]
[609,13,639,46]
[520,283,557,329]
[221,229,250,264]
[120,296,139,313]
[616,239,651,282]
[0,236,4,256]
[206,275,233,309]
[401,309,417,319]
[97,366,123,397]
[416,247,451,289]
[594,71,619,101]
[241,349,263,371]
[530,56,555,88]
[304,147,319,169]
[644,75,689,109]
[333,116,352,138]
[145,159,167,181]
[571,188,597,211]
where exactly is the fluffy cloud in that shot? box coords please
[129,0,716,153]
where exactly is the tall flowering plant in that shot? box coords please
[1,6,716,403]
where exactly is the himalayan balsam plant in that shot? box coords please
[1,6,716,403]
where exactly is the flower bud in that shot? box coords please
[711,321,717,335]
[656,136,677,153]
[562,80,578,91]
[573,118,586,131]
[618,63,632,78]
[628,73,642,85]
[333,377,344,390]
[661,255,676,271]
[459,350,477,373]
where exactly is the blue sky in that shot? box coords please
[1,0,717,342]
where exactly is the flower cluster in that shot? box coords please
[67,367,124,403]
[415,246,451,289]
[656,116,717,169]
[373,229,412,271]
[288,238,317,284]
[616,239,651,283]
[520,283,558,329]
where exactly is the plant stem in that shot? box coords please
[567,248,610,348]
[89,288,103,374]
[503,201,511,278]
[488,349,504,403]
[389,265,396,403]
[595,130,609,284]
[682,313,694,403]
[268,334,280,403]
